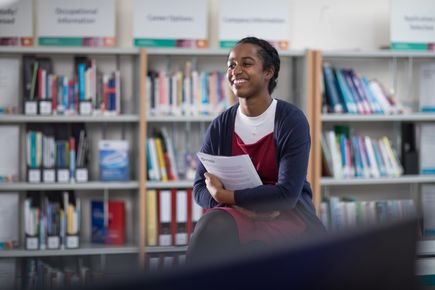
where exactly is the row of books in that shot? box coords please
[25,191,80,250]
[322,63,404,115]
[146,189,204,246]
[321,127,403,179]
[146,65,236,117]
[25,124,130,182]
[26,128,89,183]
[24,258,96,290]
[23,56,121,116]
[146,128,197,182]
[319,197,415,231]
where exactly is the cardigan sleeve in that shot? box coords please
[234,110,311,212]
[193,120,220,209]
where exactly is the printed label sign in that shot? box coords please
[37,0,115,47]
[391,0,435,51]
[0,0,33,46]
[133,0,208,48]
[219,0,290,49]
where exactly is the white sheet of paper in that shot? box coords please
[197,152,262,191]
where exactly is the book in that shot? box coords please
[322,63,344,113]
[158,190,172,246]
[146,190,158,246]
[107,201,125,245]
[334,69,357,114]
[99,140,130,181]
[420,124,435,174]
[91,200,125,245]
[196,152,262,191]
[419,63,435,112]
[91,201,105,244]
[175,190,188,245]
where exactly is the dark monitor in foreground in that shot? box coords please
[87,218,418,290]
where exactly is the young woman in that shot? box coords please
[186,37,324,264]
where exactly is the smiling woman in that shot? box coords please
[186,37,325,265]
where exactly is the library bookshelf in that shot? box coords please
[0,46,315,286]
[310,50,435,256]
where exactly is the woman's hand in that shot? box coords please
[204,172,235,205]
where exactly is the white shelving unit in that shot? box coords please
[0,46,147,283]
[318,50,435,258]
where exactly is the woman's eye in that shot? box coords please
[228,64,235,69]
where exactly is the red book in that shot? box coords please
[156,189,161,244]
[186,189,193,242]
[107,201,125,245]
[37,68,44,100]
[170,189,177,246]
[163,153,174,180]
[51,76,57,112]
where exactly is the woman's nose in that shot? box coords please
[234,64,242,75]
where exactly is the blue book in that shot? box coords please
[99,140,129,181]
[360,77,384,114]
[372,141,386,177]
[91,201,105,243]
[352,136,363,177]
[77,63,86,101]
[343,69,365,114]
[335,69,357,114]
[323,64,344,113]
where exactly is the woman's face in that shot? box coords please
[226,43,272,99]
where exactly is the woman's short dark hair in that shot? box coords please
[236,37,280,94]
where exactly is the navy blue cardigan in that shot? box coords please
[193,99,322,228]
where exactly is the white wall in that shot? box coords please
[116,0,391,50]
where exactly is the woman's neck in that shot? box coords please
[238,94,273,117]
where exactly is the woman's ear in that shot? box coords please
[264,67,274,81]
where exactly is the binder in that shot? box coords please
[175,190,188,245]
[146,190,158,246]
[158,190,172,246]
